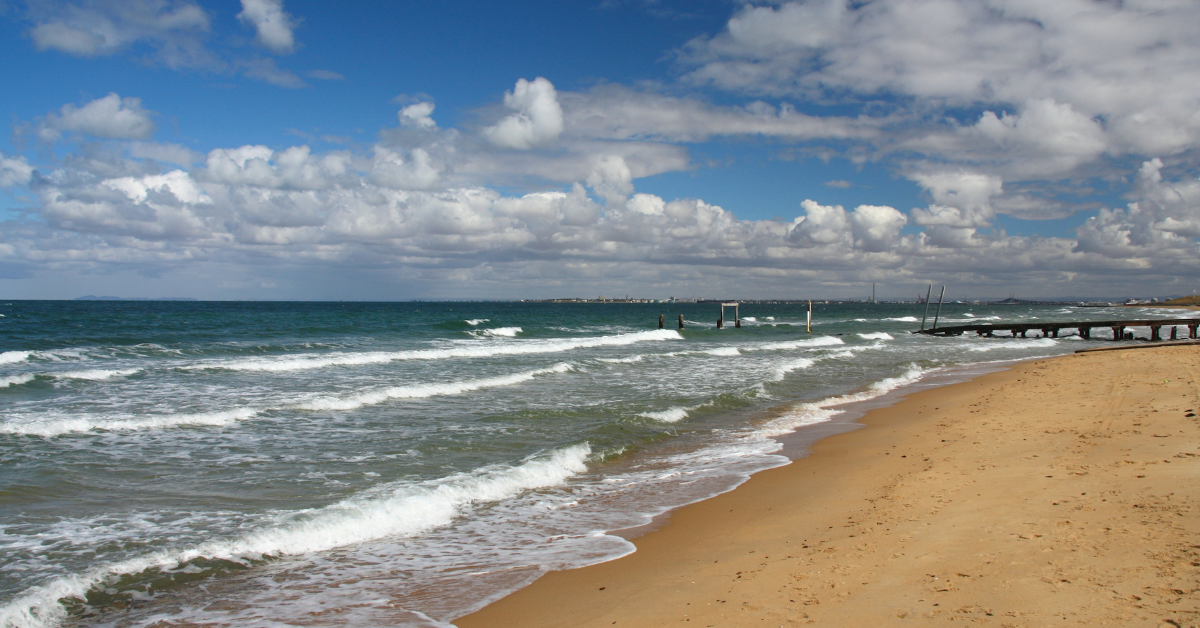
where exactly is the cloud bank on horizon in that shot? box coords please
[1,0,1198,299]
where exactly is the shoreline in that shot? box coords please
[608,359,1025,545]
[455,345,1200,627]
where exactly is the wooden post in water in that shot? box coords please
[807,300,812,333]
[717,317,723,329]
[658,314,664,329]
[678,314,685,330]
[920,284,933,331]
[932,286,946,330]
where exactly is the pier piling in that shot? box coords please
[679,314,684,330]
[932,286,946,330]
[658,314,664,329]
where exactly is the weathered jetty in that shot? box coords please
[917,318,1199,341]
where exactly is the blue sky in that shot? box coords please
[1,0,1199,300]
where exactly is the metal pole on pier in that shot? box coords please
[932,286,946,330]
[920,284,933,331]
[807,300,812,333]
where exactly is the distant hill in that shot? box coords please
[1164,295,1200,306]
[74,295,198,301]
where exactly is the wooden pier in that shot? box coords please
[917,318,1200,341]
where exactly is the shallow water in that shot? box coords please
[1,301,1195,628]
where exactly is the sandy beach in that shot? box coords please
[457,345,1200,627]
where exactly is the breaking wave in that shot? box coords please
[184,330,681,373]
[639,407,690,423]
[0,445,592,628]
[1,374,35,388]
[759,364,928,437]
[1,409,258,438]
[0,351,32,365]
[293,364,573,412]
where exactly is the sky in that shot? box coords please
[1,0,1199,301]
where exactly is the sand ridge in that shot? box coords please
[455,346,1200,627]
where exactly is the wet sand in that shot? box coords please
[456,345,1200,627]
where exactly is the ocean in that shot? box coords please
[1,300,1194,628]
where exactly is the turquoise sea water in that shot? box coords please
[1,300,1195,628]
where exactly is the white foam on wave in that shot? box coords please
[54,368,142,381]
[0,351,32,365]
[885,316,919,322]
[6,365,572,437]
[597,355,644,364]
[294,363,573,412]
[464,319,489,326]
[857,332,893,340]
[759,364,927,437]
[752,336,843,351]
[705,347,741,357]
[964,338,1057,352]
[470,327,522,338]
[0,444,592,628]
[1,373,35,387]
[772,357,816,381]
[1,409,257,438]
[186,329,682,373]
[639,407,690,423]
[741,317,757,323]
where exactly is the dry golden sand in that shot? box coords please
[456,345,1200,628]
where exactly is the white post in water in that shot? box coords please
[932,285,946,330]
[920,284,932,331]
[807,300,812,333]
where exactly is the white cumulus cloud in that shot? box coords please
[484,77,565,149]
[237,0,297,54]
[909,172,1003,228]
[26,0,213,67]
[202,145,349,190]
[399,102,437,129]
[0,156,35,188]
[39,93,157,142]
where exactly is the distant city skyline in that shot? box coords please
[1,0,1199,300]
